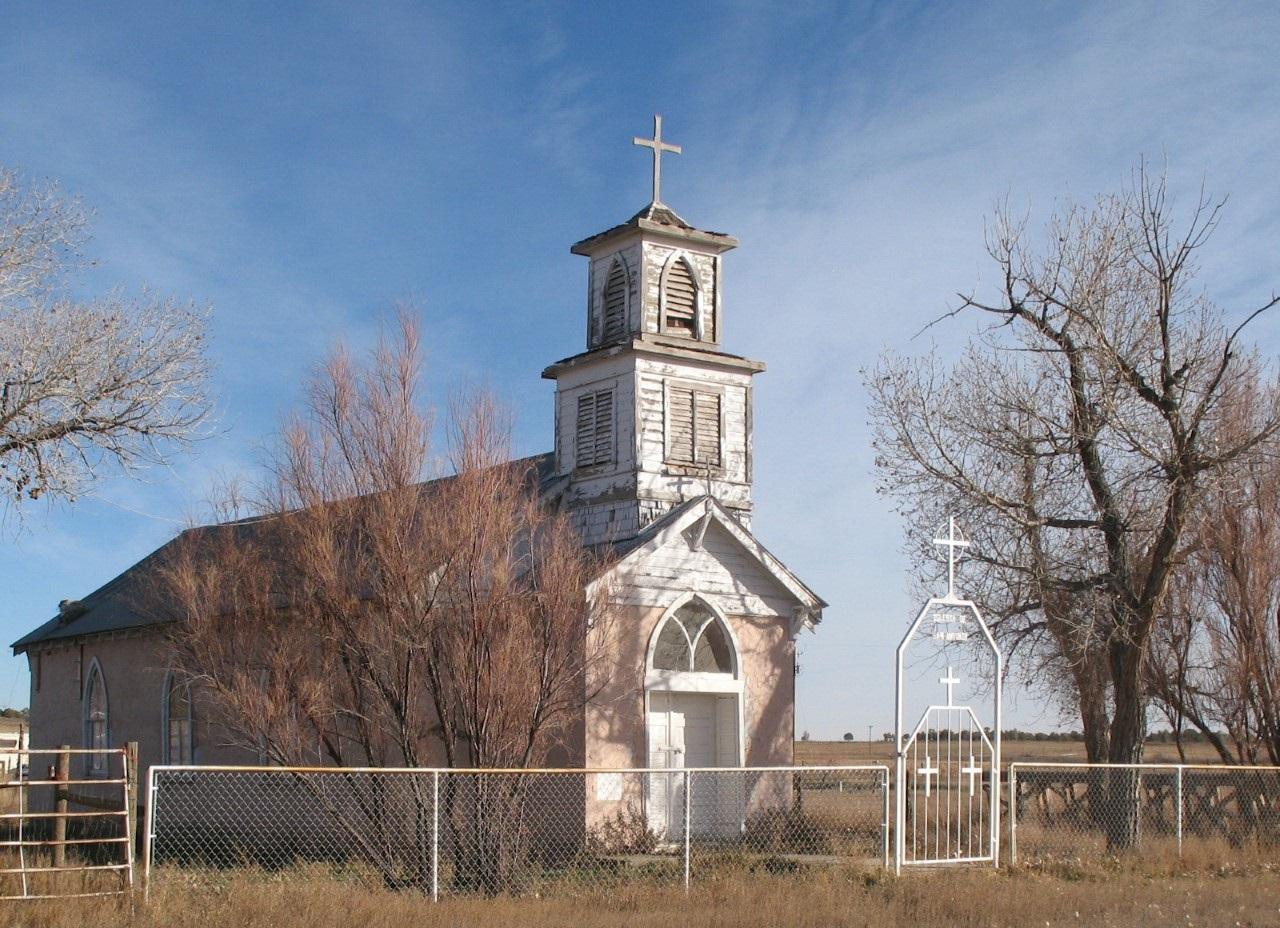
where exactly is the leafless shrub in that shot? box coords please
[585,805,659,857]
[152,315,614,891]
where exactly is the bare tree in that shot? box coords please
[1149,378,1280,766]
[0,168,209,516]
[868,167,1280,844]
[154,316,613,890]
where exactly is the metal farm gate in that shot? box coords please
[1,746,135,901]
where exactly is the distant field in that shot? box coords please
[794,739,1226,766]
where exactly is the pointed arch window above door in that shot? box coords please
[651,601,734,674]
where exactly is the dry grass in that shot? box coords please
[2,856,1279,928]
[795,739,1226,766]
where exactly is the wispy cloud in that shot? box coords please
[676,0,1280,735]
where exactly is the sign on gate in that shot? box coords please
[894,519,1002,872]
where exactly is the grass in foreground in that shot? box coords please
[3,855,1279,928]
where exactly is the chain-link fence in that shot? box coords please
[143,761,1280,900]
[145,765,888,898]
[1008,763,1280,864]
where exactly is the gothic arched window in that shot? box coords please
[164,673,195,765]
[651,600,734,674]
[601,259,628,343]
[662,257,698,337]
[83,661,108,775]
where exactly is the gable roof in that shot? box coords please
[596,495,827,626]
[11,453,560,654]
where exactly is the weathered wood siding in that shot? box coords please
[612,520,793,617]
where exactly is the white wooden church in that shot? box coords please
[13,119,825,833]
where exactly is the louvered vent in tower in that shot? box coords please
[666,387,721,468]
[575,389,614,468]
[601,260,627,342]
[663,258,698,336]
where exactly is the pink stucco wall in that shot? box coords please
[584,603,795,770]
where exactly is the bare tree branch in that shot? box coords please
[0,168,210,520]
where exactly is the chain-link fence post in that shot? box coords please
[431,770,439,902]
[682,770,691,893]
[1136,767,1144,850]
[1008,763,1017,865]
[1175,766,1183,857]
[880,766,890,868]
[143,764,156,902]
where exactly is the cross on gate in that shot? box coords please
[633,115,682,206]
[940,666,960,707]
[932,516,971,599]
[917,755,939,797]
[961,754,983,797]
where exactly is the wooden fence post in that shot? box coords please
[53,745,69,868]
[126,742,139,853]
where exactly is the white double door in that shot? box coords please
[647,691,740,840]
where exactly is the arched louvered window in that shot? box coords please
[662,257,698,337]
[601,259,628,343]
[651,601,734,675]
[83,661,109,775]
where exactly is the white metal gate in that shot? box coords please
[899,693,997,865]
[894,520,1002,871]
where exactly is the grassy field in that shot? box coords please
[795,738,1226,766]
[3,854,1278,927]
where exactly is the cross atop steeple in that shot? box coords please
[633,114,682,206]
[933,516,970,599]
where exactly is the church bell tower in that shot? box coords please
[542,117,765,546]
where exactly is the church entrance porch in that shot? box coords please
[646,691,741,841]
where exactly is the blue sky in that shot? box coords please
[2,1,1279,736]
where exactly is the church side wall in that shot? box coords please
[25,631,255,788]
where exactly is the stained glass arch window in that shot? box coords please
[651,600,735,675]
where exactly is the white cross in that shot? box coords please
[939,666,960,707]
[961,754,984,797]
[633,115,682,206]
[932,516,970,599]
[917,756,939,797]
